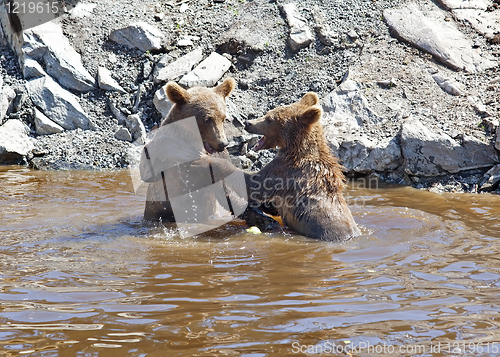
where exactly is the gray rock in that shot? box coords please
[153,84,173,118]
[432,74,465,96]
[401,117,498,176]
[109,22,165,52]
[436,0,490,10]
[384,3,497,72]
[279,3,314,52]
[23,21,96,91]
[496,126,500,151]
[152,53,172,82]
[0,119,34,164]
[114,127,133,142]
[108,99,127,126]
[217,5,272,55]
[0,79,16,122]
[330,134,402,174]
[348,29,360,40]
[177,38,193,47]
[125,114,146,144]
[97,67,126,93]
[34,108,64,135]
[322,80,382,131]
[26,76,92,130]
[154,47,203,84]
[69,2,97,19]
[312,6,337,46]
[23,56,47,79]
[479,164,500,192]
[179,52,232,88]
[469,96,491,117]
[453,9,500,40]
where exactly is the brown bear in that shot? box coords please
[141,78,237,222]
[206,92,361,241]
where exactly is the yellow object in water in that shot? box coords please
[246,226,262,234]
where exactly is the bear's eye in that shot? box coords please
[205,117,213,123]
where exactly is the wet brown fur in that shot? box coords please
[210,92,360,241]
[143,79,235,222]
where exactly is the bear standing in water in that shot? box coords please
[141,79,236,223]
[208,92,361,241]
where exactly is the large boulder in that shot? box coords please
[26,76,92,130]
[384,3,496,72]
[0,119,34,164]
[401,118,499,176]
[336,136,402,174]
[23,21,96,91]
[321,81,401,174]
[34,108,64,135]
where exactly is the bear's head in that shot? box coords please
[245,92,322,151]
[165,78,235,154]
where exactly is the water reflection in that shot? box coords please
[0,167,499,356]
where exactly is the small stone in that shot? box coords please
[179,3,189,13]
[114,127,133,142]
[154,47,203,84]
[154,13,165,22]
[97,67,127,93]
[34,108,64,135]
[109,22,165,52]
[479,165,500,192]
[279,3,314,52]
[179,52,232,88]
[177,38,193,47]
[23,57,46,80]
[143,60,152,79]
[432,74,465,96]
[153,84,174,118]
[377,78,397,89]
[108,53,118,63]
[69,2,97,19]
[468,96,491,116]
[481,117,498,132]
[126,114,147,144]
[348,29,359,40]
[312,6,337,46]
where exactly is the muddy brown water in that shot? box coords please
[1,166,500,356]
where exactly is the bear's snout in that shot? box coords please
[219,141,229,151]
[244,120,255,132]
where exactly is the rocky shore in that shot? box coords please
[0,0,499,193]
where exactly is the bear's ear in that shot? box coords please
[166,82,189,105]
[300,106,322,126]
[214,78,236,99]
[298,92,319,107]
